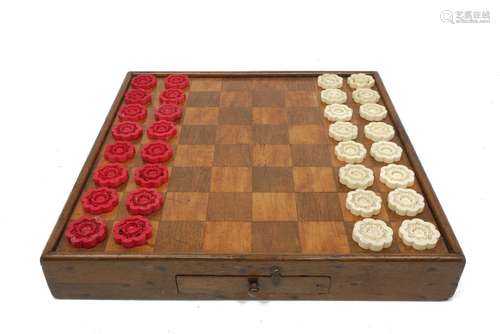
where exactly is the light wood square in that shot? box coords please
[252,193,297,221]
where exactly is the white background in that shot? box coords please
[0,0,498,333]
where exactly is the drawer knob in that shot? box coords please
[248,278,259,295]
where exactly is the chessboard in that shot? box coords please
[41,71,465,300]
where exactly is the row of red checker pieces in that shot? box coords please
[65,74,190,249]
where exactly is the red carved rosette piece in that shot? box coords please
[112,121,143,141]
[104,141,136,162]
[124,88,152,105]
[118,104,147,122]
[113,215,153,248]
[81,187,119,214]
[147,120,177,140]
[131,74,157,90]
[65,216,107,249]
[141,141,173,163]
[164,74,189,90]
[159,88,185,105]
[155,103,183,122]
[126,188,164,215]
[93,163,128,188]
[134,164,169,188]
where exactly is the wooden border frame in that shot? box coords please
[41,72,464,301]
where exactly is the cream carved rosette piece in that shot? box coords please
[370,141,402,163]
[380,164,415,189]
[328,122,358,141]
[318,73,343,89]
[352,218,393,251]
[324,104,352,122]
[398,218,441,250]
[346,189,382,217]
[347,73,375,89]
[359,103,387,121]
[321,88,347,104]
[364,122,395,142]
[388,188,425,216]
[352,88,380,104]
[339,164,374,189]
[335,141,367,163]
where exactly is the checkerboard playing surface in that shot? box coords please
[56,74,449,256]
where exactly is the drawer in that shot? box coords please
[176,274,331,298]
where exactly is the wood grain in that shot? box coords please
[41,71,465,301]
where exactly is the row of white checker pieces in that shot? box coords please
[318,73,440,252]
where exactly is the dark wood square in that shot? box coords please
[287,107,322,124]
[285,77,316,90]
[214,144,251,166]
[186,91,220,107]
[252,167,294,192]
[179,125,216,144]
[253,125,289,144]
[291,144,332,166]
[207,193,252,221]
[168,167,211,192]
[252,90,285,107]
[218,107,252,125]
[285,91,318,107]
[252,77,287,90]
[252,222,301,253]
[155,221,205,253]
[222,78,252,90]
[296,192,343,221]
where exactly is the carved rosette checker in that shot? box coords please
[328,121,358,141]
[324,104,353,122]
[364,122,395,142]
[335,140,367,163]
[370,141,402,163]
[65,216,107,249]
[380,164,415,189]
[388,188,425,216]
[339,164,374,189]
[399,218,441,250]
[346,189,382,217]
[318,73,343,89]
[321,88,347,104]
[113,216,153,248]
[359,103,387,121]
[347,73,375,89]
[352,218,393,251]
[352,88,380,104]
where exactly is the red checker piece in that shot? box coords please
[81,187,119,214]
[147,120,177,140]
[118,104,147,122]
[93,163,129,188]
[126,188,163,215]
[65,216,107,249]
[131,74,157,90]
[134,164,169,188]
[155,103,182,122]
[124,88,152,105]
[112,121,143,141]
[159,88,185,105]
[104,141,136,162]
[164,74,189,90]
[141,141,173,163]
[113,215,153,248]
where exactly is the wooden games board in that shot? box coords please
[41,71,465,300]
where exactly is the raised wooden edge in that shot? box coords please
[41,71,465,266]
[41,72,132,257]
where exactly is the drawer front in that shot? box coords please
[176,275,331,298]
